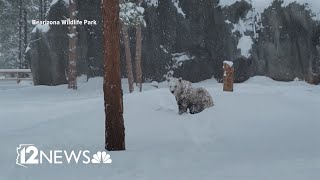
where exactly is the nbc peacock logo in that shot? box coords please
[91,151,112,164]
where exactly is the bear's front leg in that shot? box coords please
[178,100,188,115]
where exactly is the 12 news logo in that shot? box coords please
[16,144,112,168]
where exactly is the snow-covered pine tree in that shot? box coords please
[0,0,42,69]
[119,0,145,92]
[120,0,134,93]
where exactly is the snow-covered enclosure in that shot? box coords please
[0,77,319,179]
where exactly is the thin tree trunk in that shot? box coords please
[43,0,47,19]
[103,0,126,151]
[68,0,77,89]
[134,0,143,92]
[122,25,134,93]
[39,0,43,21]
[18,0,22,70]
[23,9,28,72]
[135,23,142,92]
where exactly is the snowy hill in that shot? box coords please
[0,77,319,179]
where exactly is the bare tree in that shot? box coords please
[68,0,77,90]
[103,0,126,151]
[122,24,134,93]
[135,0,143,92]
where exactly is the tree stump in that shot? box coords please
[223,61,234,92]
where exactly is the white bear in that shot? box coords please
[167,77,214,115]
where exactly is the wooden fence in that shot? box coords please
[0,69,32,84]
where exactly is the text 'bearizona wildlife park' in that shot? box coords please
[32,19,97,26]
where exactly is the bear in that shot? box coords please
[167,77,214,115]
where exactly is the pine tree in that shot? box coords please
[0,0,38,69]
[119,0,145,92]
[134,0,143,92]
[68,0,78,90]
[122,24,135,93]
[103,0,126,151]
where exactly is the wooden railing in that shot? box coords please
[0,69,32,84]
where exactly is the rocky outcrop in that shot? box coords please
[27,0,68,85]
[252,1,320,84]
[28,0,102,85]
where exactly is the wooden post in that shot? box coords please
[223,61,234,92]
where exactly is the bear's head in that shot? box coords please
[167,77,184,96]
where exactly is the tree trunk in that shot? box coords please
[122,25,134,93]
[102,0,126,151]
[23,9,28,69]
[44,0,47,20]
[134,0,143,92]
[39,0,43,21]
[135,23,142,92]
[68,0,77,90]
[18,0,22,70]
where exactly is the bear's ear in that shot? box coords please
[179,77,182,82]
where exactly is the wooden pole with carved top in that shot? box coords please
[223,61,234,92]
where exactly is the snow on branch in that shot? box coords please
[120,2,146,27]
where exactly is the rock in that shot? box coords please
[28,0,102,85]
[251,1,319,82]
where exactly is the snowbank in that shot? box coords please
[0,77,319,179]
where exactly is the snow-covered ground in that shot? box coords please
[0,77,319,180]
